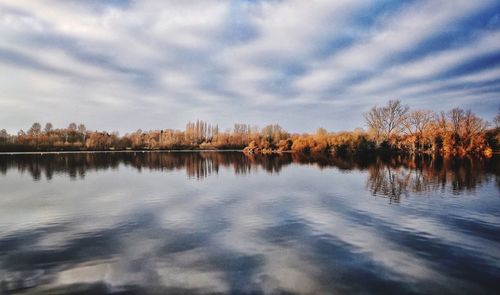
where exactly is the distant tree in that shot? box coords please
[44,122,53,134]
[28,122,42,136]
[494,107,500,129]
[78,124,87,142]
[0,129,7,144]
[443,108,488,155]
[78,124,86,134]
[404,110,435,151]
[1,107,495,155]
[364,100,409,141]
[68,123,77,132]
[461,110,488,150]
[436,111,448,133]
[261,124,288,144]
[64,122,79,143]
[316,127,328,137]
[404,110,434,136]
[448,108,464,136]
[364,105,384,139]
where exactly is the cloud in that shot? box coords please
[0,0,499,133]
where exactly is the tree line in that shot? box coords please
[1,101,499,156]
[246,100,499,157]
[0,119,258,152]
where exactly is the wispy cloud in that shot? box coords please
[0,0,499,133]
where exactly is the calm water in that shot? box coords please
[0,152,499,295]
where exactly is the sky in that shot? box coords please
[0,0,499,134]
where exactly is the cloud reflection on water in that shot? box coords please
[0,152,498,294]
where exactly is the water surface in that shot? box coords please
[0,152,499,294]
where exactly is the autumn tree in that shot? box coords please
[448,108,464,136]
[0,129,8,144]
[26,123,42,148]
[231,123,252,146]
[443,108,488,155]
[403,110,435,152]
[461,109,488,153]
[261,124,288,145]
[0,104,495,155]
[185,120,215,144]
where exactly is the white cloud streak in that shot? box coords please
[0,0,499,133]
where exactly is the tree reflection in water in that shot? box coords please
[0,152,497,199]
[0,152,499,294]
[366,155,497,203]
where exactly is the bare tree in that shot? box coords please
[68,122,77,132]
[364,106,384,139]
[78,124,86,134]
[44,122,53,134]
[446,108,488,152]
[448,108,464,136]
[384,100,410,136]
[404,110,435,136]
[436,111,448,133]
[0,129,8,144]
[261,124,288,144]
[28,122,42,136]
[404,110,435,151]
[462,110,487,144]
[364,100,409,140]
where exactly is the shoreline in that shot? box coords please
[0,149,244,155]
[1,149,497,158]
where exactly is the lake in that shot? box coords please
[0,152,499,294]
